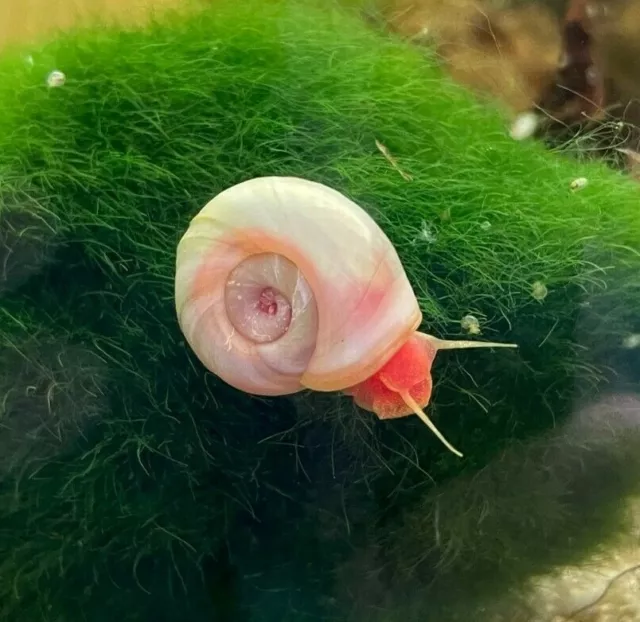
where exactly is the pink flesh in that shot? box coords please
[345,333,436,419]
[225,282,292,344]
[224,254,294,344]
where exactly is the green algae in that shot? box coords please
[0,0,639,620]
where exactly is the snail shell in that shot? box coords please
[175,176,422,397]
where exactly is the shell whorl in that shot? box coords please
[175,176,422,397]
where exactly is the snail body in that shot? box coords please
[175,176,517,457]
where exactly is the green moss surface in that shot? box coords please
[1,0,640,620]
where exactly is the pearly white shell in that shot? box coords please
[175,176,422,396]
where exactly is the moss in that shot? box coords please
[1,0,640,619]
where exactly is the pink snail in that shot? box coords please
[174,176,517,457]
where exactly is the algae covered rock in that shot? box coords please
[0,0,640,620]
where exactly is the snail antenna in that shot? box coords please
[399,391,463,458]
[425,335,518,351]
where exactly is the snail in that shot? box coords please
[175,176,517,457]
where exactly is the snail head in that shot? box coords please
[345,332,517,458]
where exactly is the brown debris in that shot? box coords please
[536,0,607,125]
[376,0,640,176]
[379,0,563,113]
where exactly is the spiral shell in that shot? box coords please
[175,176,421,396]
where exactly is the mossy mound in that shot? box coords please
[1,0,640,620]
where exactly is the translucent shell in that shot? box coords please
[175,176,422,396]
